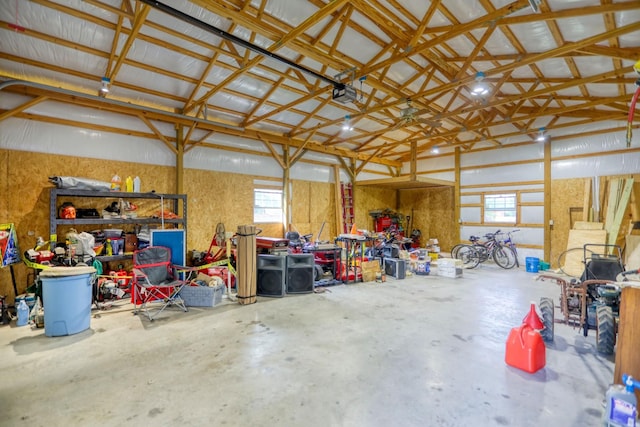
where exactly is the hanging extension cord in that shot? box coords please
[626,59,640,147]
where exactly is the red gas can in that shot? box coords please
[505,324,546,373]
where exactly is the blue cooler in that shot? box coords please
[40,266,95,337]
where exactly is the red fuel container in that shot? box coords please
[505,324,546,373]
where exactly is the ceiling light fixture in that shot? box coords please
[342,115,353,131]
[536,127,547,142]
[100,76,110,94]
[470,71,490,97]
[431,146,440,154]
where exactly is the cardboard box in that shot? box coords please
[362,270,377,282]
[361,260,381,273]
[437,258,462,278]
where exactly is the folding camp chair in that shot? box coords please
[131,246,194,321]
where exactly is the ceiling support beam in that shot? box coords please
[0,95,48,122]
[138,115,178,154]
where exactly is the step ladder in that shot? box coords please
[341,183,354,234]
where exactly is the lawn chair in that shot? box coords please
[131,246,194,321]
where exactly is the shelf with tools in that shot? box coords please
[49,188,187,263]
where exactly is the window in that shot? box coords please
[484,193,516,223]
[254,189,283,223]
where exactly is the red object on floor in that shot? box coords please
[505,324,546,373]
[522,303,544,330]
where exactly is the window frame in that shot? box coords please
[483,193,517,224]
[253,188,284,224]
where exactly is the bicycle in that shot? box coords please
[498,229,520,268]
[454,230,517,269]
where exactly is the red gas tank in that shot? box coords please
[505,324,546,373]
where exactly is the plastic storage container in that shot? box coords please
[40,266,95,337]
[525,257,540,273]
[16,300,29,326]
[179,284,225,307]
[602,374,639,426]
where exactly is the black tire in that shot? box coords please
[451,244,465,258]
[539,297,554,342]
[473,244,489,263]
[455,245,480,269]
[313,265,324,282]
[596,305,615,355]
[493,245,517,269]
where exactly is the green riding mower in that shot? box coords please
[537,244,631,355]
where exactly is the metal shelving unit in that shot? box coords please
[49,188,187,262]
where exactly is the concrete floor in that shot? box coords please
[0,263,615,427]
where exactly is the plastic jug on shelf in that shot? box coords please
[125,176,133,192]
[110,174,121,191]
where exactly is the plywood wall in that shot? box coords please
[353,185,397,233]
[290,180,335,241]
[549,178,587,269]
[0,149,400,300]
[399,187,456,250]
[549,175,640,269]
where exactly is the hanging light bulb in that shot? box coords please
[342,114,353,131]
[100,76,111,94]
[470,71,489,97]
[431,146,440,154]
[536,127,547,142]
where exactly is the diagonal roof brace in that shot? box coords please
[138,0,344,90]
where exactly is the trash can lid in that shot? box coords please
[40,266,96,277]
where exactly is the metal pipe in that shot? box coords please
[138,0,342,88]
[0,79,245,132]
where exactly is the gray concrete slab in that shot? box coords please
[0,264,616,426]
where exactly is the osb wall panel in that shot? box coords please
[399,187,456,251]
[354,186,397,233]
[291,180,334,241]
[184,168,255,252]
[0,150,8,221]
[0,149,178,299]
[291,180,310,233]
[549,175,640,269]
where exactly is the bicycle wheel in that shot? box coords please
[472,244,489,263]
[507,244,520,267]
[451,243,467,258]
[455,245,480,269]
[493,244,517,269]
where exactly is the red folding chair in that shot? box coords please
[131,246,194,321]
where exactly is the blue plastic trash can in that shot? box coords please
[40,266,95,337]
